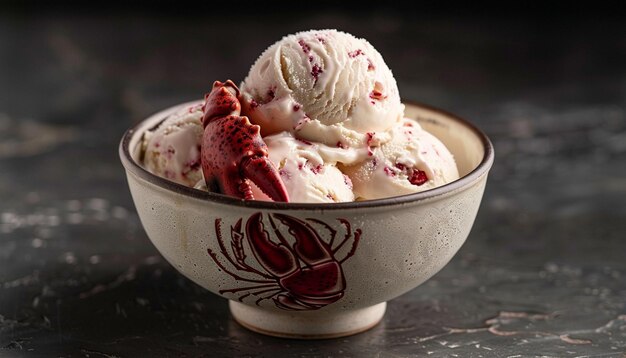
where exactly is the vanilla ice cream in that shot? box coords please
[142,104,205,187]
[140,29,461,203]
[252,132,355,203]
[342,118,460,200]
[240,29,404,150]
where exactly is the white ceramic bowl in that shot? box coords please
[119,102,494,339]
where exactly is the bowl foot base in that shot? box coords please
[229,301,386,339]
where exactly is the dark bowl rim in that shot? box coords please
[119,101,494,211]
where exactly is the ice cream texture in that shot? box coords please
[341,118,460,200]
[256,132,355,203]
[141,29,460,203]
[142,104,204,187]
[240,29,404,149]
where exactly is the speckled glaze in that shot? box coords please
[119,103,494,338]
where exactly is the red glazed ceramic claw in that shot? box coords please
[200,80,289,202]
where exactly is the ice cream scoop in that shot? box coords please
[251,132,355,203]
[142,104,204,187]
[240,29,404,149]
[342,118,460,200]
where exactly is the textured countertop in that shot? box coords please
[1,9,625,357]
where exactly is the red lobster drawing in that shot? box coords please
[208,212,361,310]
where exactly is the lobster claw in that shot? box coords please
[273,213,333,266]
[241,156,290,202]
[202,80,241,125]
[244,212,298,277]
[200,80,289,202]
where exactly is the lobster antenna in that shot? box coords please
[268,214,291,247]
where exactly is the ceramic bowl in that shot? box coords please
[119,102,494,339]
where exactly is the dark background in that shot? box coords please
[1,3,625,357]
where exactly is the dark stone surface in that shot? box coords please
[1,10,625,357]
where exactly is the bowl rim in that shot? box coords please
[119,101,494,211]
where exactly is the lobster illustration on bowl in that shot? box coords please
[208,212,361,310]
